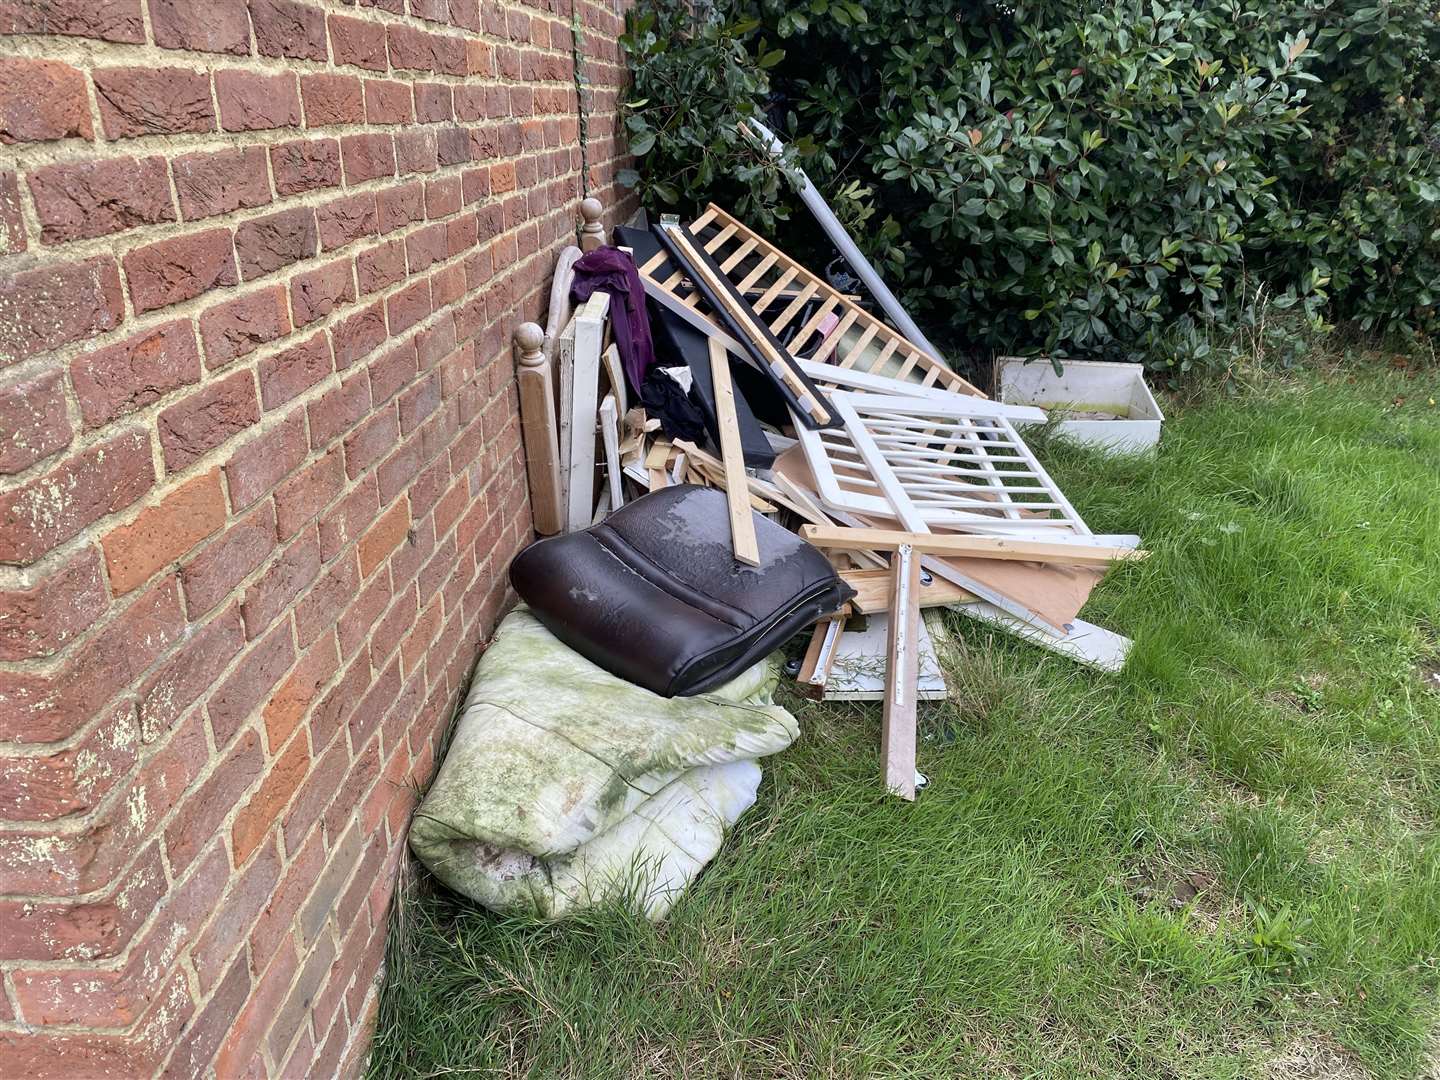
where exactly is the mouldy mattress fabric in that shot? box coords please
[409,608,798,919]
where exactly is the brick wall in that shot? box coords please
[0,1,633,1075]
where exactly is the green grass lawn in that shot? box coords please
[369,362,1440,1079]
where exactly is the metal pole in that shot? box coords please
[743,117,950,367]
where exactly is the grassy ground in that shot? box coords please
[369,360,1440,1079]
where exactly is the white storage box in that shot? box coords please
[996,357,1163,453]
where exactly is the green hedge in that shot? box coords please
[620,0,1440,374]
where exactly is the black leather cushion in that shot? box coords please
[509,485,854,697]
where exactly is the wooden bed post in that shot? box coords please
[514,322,564,536]
[579,196,606,252]
[882,543,921,800]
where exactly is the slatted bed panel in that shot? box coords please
[638,204,985,398]
[794,392,1091,536]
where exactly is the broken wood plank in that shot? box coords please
[599,393,623,512]
[796,616,844,700]
[883,544,921,800]
[707,338,760,565]
[800,526,1148,567]
[562,292,611,532]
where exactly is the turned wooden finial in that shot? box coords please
[578,196,605,252]
[513,322,545,367]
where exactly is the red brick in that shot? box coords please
[93,66,214,138]
[149,0,249,53]
[330,13,388,69]
[274,449,343,540]
[0,255,124,366]
[295,547,359,646]
[158,369,259,472]
[191,839,279,989]
[367,339,416,407]
[235,206,318,281]
[330,303,387,368]
[316,191,378,251]
[377,188,423,241]
[407,220,448,273]
[172,145,271,221]
[301,73,364,127]
[342,407,398,479]
[207,621,295,746]
[215,937,298,1079]
[0,169,23,254]
[387,278,432,334]
[0,578,185,746]
[398,371,443,436]
[395,128,438,175]
[271,137,341,197]
[425,175,462,220]
[414,82,452,123]
[0,59,92,143]
[27,155,172,243]
[319,474,377,559]
[437,123,470,166]
[387,23,434,72]
[166,729,264,871]
[402,599,443,677]
[490,160,517,193]
[225,408,308,511]
[216,69,302,132]
[199,286,290,368]
[0,370,70,475]
[124,228,238,314]
[262,631,337,750]
[161,953,250,1078]
[311,637,370,740]
[71,320,201,429]
[350,654,400,749]
[249,840,321,968]
[102,469,226,595]
[0,0,145,43]
[376,438,422,509]
[341,132,395,184]
[280,734,349,849]
[307,370,372,450]
[9,840,224,1024]
[431,261,466,309]
[0,427,153,565]
[250,0,327,62]
[181,501,276,617]
[240,527,320,638]
[231,731,309,868]
[258,332,333,411]
[0,701,135,823]
[293,836,356,949]
[356,236,406,293]
[291,259,355,327]
[359,497,410,577]
[136,605,246,741]
[0,547,106,662]
[364,78,412,125]
[0,846,165,963]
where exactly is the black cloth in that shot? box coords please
[640,367,707,443]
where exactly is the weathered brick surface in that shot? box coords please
[0,0,635,1073]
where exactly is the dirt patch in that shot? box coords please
[1264,1031,1371,1080]
[1417,658,1440,695]
[1123,859,1235,932]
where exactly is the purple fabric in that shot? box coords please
[570,246,655,396]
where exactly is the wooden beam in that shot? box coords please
[707,338,760,566]
[562,293,611,532]
[883,544,920,800]
[839,567,977,615]
[800,525,1148,567]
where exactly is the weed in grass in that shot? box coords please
[369,366,1440,1080]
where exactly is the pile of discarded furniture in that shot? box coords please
[509,195,1146,802]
